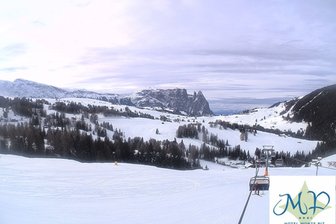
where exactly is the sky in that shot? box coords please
[0,0,336,112]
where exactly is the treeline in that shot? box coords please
[211,120,335,165]
[51,102,154,119]
[211,120,305,139]
[0,97,47,118]
[311,141,336,159]
[198,143,320,168]
[176,124,199,138]
[199,144,249,161]
[176,124,248,161]
[175,123,322,167]
[0,123,196,169]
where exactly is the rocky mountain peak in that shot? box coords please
[132,88,213,116]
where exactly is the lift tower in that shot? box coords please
[262,145,274,176]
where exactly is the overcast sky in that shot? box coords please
[0,0,336,111]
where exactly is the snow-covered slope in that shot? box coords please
[217,101,307,133]
[215,84,336,146]
[49,98,318,155]
[0,154,334,224]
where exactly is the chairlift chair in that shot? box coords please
[249,176,270,191]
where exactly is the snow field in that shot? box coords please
[0,154,335,224]
[217,102,308,133]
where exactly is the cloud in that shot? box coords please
[0,67,27,72]
[0,43,27,59]
[0,0,335,111]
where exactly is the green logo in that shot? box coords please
[273,181,331,222]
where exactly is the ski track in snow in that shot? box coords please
[0,154,335,224]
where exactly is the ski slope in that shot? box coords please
[0,154,335,224]
[218,102,307,133]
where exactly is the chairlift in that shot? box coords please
[250,145,273,192]
[249,176,270,191]
[270,151,276,158]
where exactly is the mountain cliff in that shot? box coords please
[131,89,213,116]
[0,79,213,116]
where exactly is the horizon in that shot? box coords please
[0,77,319,114]
[1,0,336,111]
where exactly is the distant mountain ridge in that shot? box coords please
[0,79,119,99]
[0,79,213,116]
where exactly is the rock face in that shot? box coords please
[0,79,213,116]
[131,89,213,116]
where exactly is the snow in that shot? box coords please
[0,96,328,223]
[217,102,308,133]
[38,97,319,155]
[0,154,335,224]
[100,115,318,155]
[0,97,319,157]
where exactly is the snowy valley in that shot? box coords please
[0,81,335,224]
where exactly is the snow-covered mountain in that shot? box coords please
[221,84,336,143]
[0,79,213,116]
[0,79,68,98]
[0,79,119,99]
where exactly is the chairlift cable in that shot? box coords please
[237,162,260,224]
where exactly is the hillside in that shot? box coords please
[290,84,336,142]
[220,84,336,142]
[0,97,319,169]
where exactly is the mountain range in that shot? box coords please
[0,78,335,158]
[0,79,213,116]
